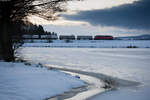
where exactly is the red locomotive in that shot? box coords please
[94,35,113,40]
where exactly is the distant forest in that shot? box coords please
[20,22,56,35]
[12,21,57,40]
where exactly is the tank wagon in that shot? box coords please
[59,35,75,40]
[77,36,93,40]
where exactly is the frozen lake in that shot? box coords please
[20,48,150,100]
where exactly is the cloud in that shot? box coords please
[63,0,150,30]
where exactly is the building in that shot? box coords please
[77,36,93,40]
[94,35,113,40]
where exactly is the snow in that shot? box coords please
[20,47,150,100]
[23,40,150,48]
[0,62,84,100]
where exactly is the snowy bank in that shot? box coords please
[23,40,150,48]
[0,62,84,100]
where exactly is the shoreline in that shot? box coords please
[16,59,111,100]
[19,60,140,100]
[46,66,111,100]
[45,65,140,100]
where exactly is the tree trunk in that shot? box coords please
[1,18,14,62]
[0,2,15,62]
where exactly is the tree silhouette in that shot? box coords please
[0,0,80,61]
[37,25,44,39]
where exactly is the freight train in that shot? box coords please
[23,34,113,40]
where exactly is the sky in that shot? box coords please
[29,0,150,37]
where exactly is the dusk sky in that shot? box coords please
[29,0,150,36]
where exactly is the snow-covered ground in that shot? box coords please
[20,47,150,100]
[23,40,150,48]
[0,62,84,100]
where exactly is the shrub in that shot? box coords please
[65,39,71,43]
[127,45,138,48]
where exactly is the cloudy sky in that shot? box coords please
[30,0,150,37]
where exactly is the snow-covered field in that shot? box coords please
[0,62,84,100]
[20,47,150,100]
[23,40,150,48]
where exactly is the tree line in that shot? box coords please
[22,23,57,37]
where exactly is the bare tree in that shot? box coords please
[0,0,80,61]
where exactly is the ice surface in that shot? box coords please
[20,47,150,100]
[20,48,150,82]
